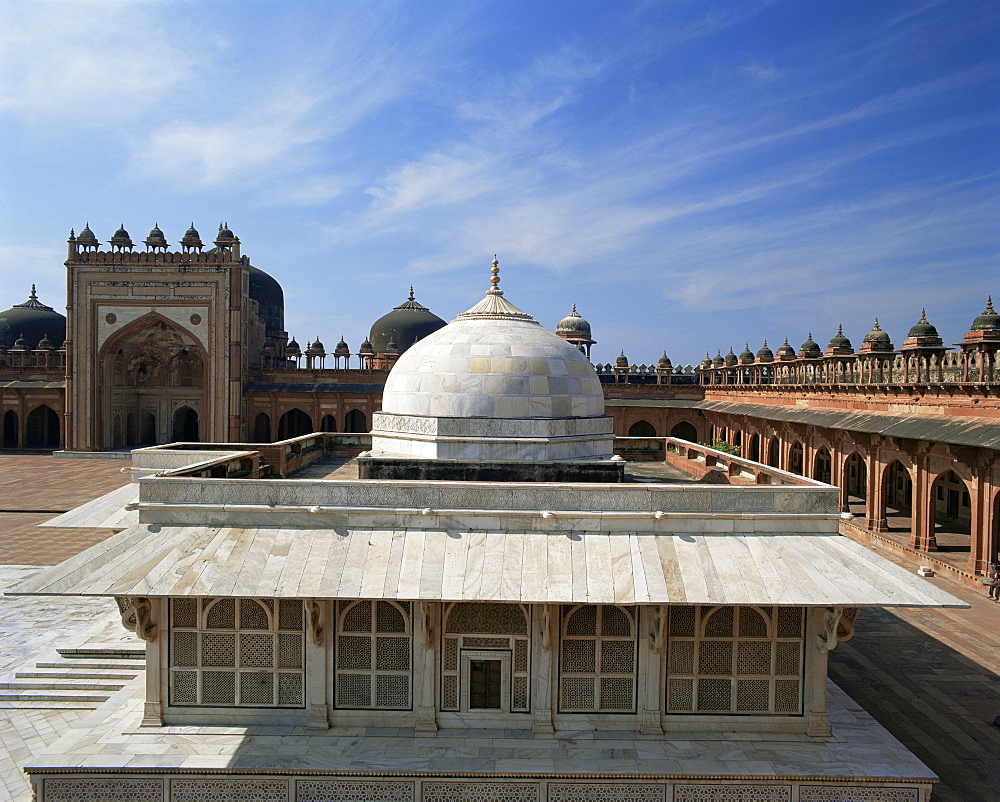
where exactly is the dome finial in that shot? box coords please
[408,285,415,301]
[29,284,37,301]
[488,254,501,294]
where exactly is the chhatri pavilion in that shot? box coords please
[13,263,962,802]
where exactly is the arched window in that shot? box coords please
[2,410,18,448]
[789,442,804,475]
[252,412,271,442]
[813,447,831,484]
[442,603,530,713]
[344,409,367,433]
[140,412,157,445]
[321,414,337,432]
[172,406,199,442]
[559,605,636,713]
[627,420,657,437]
[747,433,761,463]
[277,408,313,439]
[26,405,59,449]
[168,597,304,708]
[670,421,698,442]
[335,600,412,710]
[665,605,803,715]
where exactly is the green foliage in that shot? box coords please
[705,439,741,456]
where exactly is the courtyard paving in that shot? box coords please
[0,454,996,800]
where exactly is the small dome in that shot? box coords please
[0,286,67,349]
[334,336,350,356]
[756,340,774,361]
[217,222,235,239]
[144,223,168,249]
[828,324,853,350]
[109,224,133,249]
[971,297,1000,331]
[37,333,53,349]
[739,343,754,361]
[262,338,275,354]
[658,351,672,368]
[556,303,592,338]
[700,352,712,368]
[799,333,821,358]
[907,309,939,339]
[307,336,325,354]
[181,223,204,249]
[358,337,374,356]
[862,318,893,349]
[76,223,99,246]
[286,337,301,355]
[369,287,446,356]
[712,350,725,367]
[776,338,795,357]
[723,347,738,366]
[13,333,29,348]
[615,350,629,367]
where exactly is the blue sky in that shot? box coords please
[1,0,996,366]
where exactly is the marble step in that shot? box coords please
[0,700,104,710]
[57,647,145,659]
[15,671,140,681]
[34,660,145,671]
[0,692,110,703]
[0,681,126,692]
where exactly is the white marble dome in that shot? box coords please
[380,316,604,420]
[371,263,614,462]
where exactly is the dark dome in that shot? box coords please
[286,337,301,355]
[723,347,738,366]
[113,224,130,239]
[971,297,1000,331]
[828,324,853,351]
[799,333,821,358]
[0,286,66,349]
[658,351,672,368]
[712,350,725,367]
[615,350,629,367]
[334,336,350,356]
[700,352,713,368]
[739,343,754,361]
[907,309,939,339]
[776,338,795,357]
[358,337,373,356]
[248,265,285,333]
[555,303,592,338]
[863,318,893,349]
[756,340,774,361]
[307,336,325,354]
[369,287,446,355]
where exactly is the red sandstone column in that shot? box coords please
[909,456,935,552]
[868,446,887,532]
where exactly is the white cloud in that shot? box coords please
[0,1,219,126]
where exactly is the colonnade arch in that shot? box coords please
[2,410,18,448]
[26,404,60,449]
[930,470,971,552]
[669,420,698,442]
[278,408,313,440]
[627,419,656,437]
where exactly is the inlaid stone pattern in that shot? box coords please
[170,778,288,801]
[799,787,919,802]
[295,780,414,802]
[43,778,164,802]
[421,782,538,802]
[547,783,664,801]
[674,786,791,802]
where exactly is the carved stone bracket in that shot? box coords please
[817,606,845,654]
[649,605,667,653]
[836,607,860,643]
[306,600,325,647]
[540,605,552,652]
[421,601,436,650]
[127,596,157,642]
